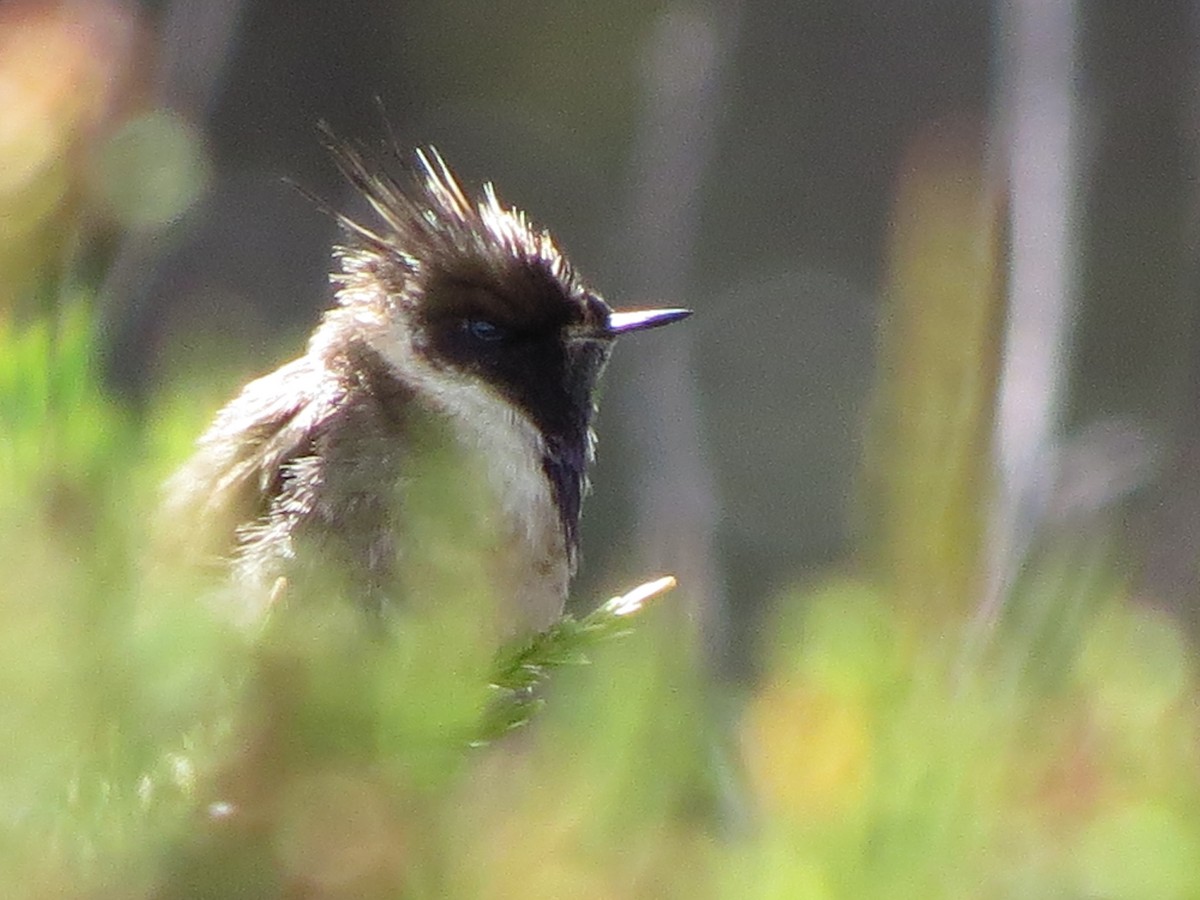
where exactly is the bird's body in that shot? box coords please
[164,140,688,633]
[168,324,571,630]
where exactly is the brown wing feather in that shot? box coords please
[161,356,334,569]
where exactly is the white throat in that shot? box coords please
[357,309,571,629]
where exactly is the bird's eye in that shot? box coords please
[465,318,507,342]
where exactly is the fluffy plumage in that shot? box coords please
[165,138,617,628]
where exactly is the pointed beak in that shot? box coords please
[607,307,693,335]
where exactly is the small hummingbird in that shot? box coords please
[164,136,690,633]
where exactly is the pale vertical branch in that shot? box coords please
[155,0,249,119]
[614,2,739,664]
[974,0,1082,633]
[98,0,249,381]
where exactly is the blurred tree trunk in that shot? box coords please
[974,0,1082,632]
[100,0,249,393]
[612,2,739,667]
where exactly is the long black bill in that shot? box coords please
[607,307,693,335]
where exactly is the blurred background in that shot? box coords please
[6,0,1200,896]
[9,0,1200,657]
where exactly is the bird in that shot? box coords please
[162,136,690,636]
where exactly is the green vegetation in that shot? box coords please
[5,138,1200,900]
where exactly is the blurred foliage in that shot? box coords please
[861,119,1005,626]
[0,0,144,315]
[6,8,1200,898]
[7,183,1200,900]
[94,111,211,232]
[0,299,713,898]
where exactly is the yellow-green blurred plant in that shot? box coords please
[0,293,711,898]
[8,101,1200,900]
[727,120,1200,900]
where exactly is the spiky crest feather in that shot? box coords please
[314,126,590,324]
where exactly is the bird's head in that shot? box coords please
[313,135,689,454]
[307,134,689,561]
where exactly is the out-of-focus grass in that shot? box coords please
[0,303,243,895]
[9,283,1200,899]
[6,21,1200,893]
[734,574,1200,899]
[860,119,1004,627]
[0,302,716,898]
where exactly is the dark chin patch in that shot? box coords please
[417,274,611,442]
[415,266,613,549]
[422,301,612,554]
[542,434,587,564]
[499,338,610,561]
